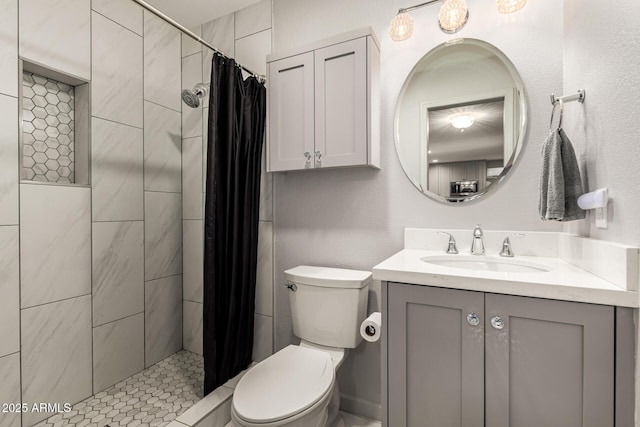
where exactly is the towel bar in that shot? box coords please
[550,89,585,105]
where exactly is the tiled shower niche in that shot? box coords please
[22,71,76,183]
[20,62,90,186]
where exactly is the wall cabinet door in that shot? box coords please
[438,164,451,197]
[268,52,314,171]
[485,294,614,427]
[450,163,466,182]
[387,283,485,427]
[464,161,479,180]
[314,37,367,168]
[427,163,439,194]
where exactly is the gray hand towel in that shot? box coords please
[538,128,586,221]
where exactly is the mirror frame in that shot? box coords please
[394,38,529,204]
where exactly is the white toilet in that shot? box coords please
[231,265,372,427]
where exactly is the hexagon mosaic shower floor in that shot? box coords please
[34,350,204,427]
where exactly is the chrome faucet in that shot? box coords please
[500,233,525,257]
[471,225,485,255]
[437,232,458,254]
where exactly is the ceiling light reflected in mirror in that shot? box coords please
[450,114,475,129]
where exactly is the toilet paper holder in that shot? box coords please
[360,312,382,342]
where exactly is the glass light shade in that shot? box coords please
[390,12,414,41]
[450,114,475,129]
[439,0,469,34]
[496,0,527,14]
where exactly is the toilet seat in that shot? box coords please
[233,345,335,424]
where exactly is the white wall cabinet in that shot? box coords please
[267,28,380,172]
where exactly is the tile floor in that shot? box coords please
[339,412,382,427]
[33,349,381,427]
[34,350,203,427]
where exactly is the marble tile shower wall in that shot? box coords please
[181,0,274,362]
[0,1,183,426]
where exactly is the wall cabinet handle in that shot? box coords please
[491,316,505,330]
[466,313,480,326]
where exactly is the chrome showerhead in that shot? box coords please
[181,89,200,108]
[181,83,209,108]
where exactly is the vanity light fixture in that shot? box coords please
[391,0,527,41]
[496,0,527,14]
[389,11,415,41]
[390,0,468,40]
[438,0,469,34]
[389,0,469,41]
[450,114,475,129]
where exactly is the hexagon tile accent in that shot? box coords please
[34,350,204,427]
[22,71,75,183]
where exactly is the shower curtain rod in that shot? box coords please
[131,0,267,82]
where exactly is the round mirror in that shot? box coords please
[395,39,527,203]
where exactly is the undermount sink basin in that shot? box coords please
[420,255,551,273]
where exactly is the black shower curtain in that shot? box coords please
[203,53,266,394]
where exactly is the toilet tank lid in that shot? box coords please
[284,265,372,289]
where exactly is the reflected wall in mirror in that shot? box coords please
[395,38,527,203]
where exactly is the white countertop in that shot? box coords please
[373,249,640,308]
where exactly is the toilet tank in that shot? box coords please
[284,265,371,349]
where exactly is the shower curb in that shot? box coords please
[171,365,253,427]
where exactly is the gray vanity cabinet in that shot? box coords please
[385,282,615,427]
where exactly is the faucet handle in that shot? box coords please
[437,232,458,254]
[500,233,525,257]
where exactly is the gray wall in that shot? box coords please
[561,0,640,420]
[0,1,184,426]
[561,1,640,245]
[270,0,578,417]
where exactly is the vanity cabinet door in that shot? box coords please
[267,52,315,171]
[387,283,484,427]
[485,294,614,427]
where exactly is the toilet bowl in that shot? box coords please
[230,266,372,427]
[231,344,343,427]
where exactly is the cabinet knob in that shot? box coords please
[304,152,311,162]
[315,150,322,160]
[491,316,505,330]
[466,313,480,326]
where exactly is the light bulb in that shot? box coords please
[496,0,527,14]
[390,12,414,41]
[439,0,469,34]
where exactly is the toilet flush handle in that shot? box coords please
[284,282,297,292]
